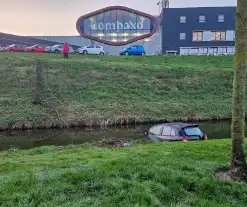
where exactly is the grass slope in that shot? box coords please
[0,53,239,129]
[0,140,247,206]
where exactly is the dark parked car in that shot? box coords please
[146,123,207,142]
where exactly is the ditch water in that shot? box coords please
[0,120,240,151]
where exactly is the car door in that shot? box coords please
[148,125,163,142]
[86,45,95,54]
[136,46,141,55]
[95,45,102,54]
[16,44,21,52]
[159,126,173,141]
[129,46,136,55]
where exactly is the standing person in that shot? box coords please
[63,42,69,59]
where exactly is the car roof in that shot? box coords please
[165,122,199,129]
[150,122,199,130]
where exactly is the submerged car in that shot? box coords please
[120,45,145,56]
[146,123,207,142]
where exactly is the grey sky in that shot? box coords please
[0,0,236,35]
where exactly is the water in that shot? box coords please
[0,121,239,151]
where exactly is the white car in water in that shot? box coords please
[78,44,105,55]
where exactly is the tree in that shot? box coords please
[231,0,247,179]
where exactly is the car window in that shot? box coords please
[149,126,162,135]
[162,126,172,136]
[171,128,176,136]
[87,45,95,48]
[184,127,202,136]
[96,45,101,48]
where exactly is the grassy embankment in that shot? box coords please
[1,140,247,206]
[0,53,239,130]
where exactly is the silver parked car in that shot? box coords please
[47,44,75,54]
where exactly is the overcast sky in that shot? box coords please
[0,0,236,36]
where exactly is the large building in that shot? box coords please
[30,24,162,56]
[1,3,238,56]
[162,7,236,55]
[32,5,163,56]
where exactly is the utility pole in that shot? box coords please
[157,0,170,13]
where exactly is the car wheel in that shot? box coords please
[10,50,14,52]
[83,50,88,55]
[125,52,129,56]
[55,50,60,54]
[31,50,35,53]
[99,52,104,56]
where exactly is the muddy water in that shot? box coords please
[0,121,237,151]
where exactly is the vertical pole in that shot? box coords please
[33,60,42,105]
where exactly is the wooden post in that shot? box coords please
[33,60,42,105]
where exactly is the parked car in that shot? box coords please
[45,46,52,53]
[0,46,4,52]
[78,44,105,55]
[120,45,145,56]
[6,44,26,52]
[47,44,75,54]
[26,44,46,53]
[146,123,207,142]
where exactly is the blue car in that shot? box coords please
[120,45,145,56]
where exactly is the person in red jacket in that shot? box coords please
[63,42,69,59]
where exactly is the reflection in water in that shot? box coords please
[0,121,236,151]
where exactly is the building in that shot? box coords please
[162,7,236,55]
[32,6,162,56]
[30,25,162,56]
[1,4,238,56]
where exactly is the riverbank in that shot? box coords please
[0,139,246,206]
[0,53,237,130]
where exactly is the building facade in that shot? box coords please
[162,7,236,55]
[31,20,162,56]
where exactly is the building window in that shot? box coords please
[218,47,227,54]
[218,14,224,22]
[227,47,235,55]
[211,31,226,41]
[180,33,186,40]
[192,31,203,41]
[209,47,218,55]
[180,16,186,23]
[199,15,205,23]
[190,48,199,55]
[199,48,208,54]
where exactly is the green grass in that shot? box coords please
[0,140,247,206]
[0,53,239,129]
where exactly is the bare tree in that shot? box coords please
[231,0,247,179]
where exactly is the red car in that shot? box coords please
[6,44,26,52]
[27,45,46,53]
